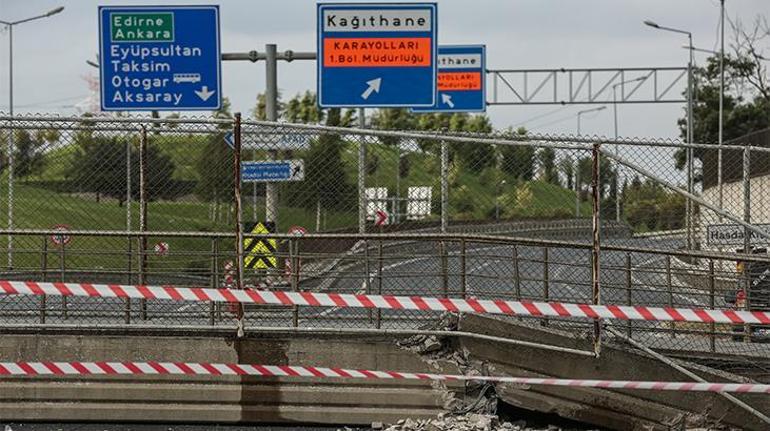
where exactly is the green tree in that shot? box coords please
[195,132,233,205]
[623,176,685,231]
[14,129,56,180]
[370,108,416,146]
[69,135,175,205]
[284,91,323,124]
[674,20,770,172]
[451,114,495,173]
[252,92,285,120]
[558,155,575,190]
[410,112,495,172]
[576,155,616,199]
[293,108,356,210]
[499,127,535,181]
[537,147,560,186]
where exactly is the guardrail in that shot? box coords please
[0,228,766,359]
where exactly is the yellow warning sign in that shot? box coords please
[243,222,277,270]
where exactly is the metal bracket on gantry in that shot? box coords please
[487,67,687,105]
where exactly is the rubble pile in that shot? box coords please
[370,413,558,431]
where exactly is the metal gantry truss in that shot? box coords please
[487,67,687,105]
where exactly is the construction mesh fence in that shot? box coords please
[1,114,770,360]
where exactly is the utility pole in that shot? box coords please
[264,44,279,226]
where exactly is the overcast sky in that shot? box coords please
[0,0,766,141]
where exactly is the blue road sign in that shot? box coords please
[224,131,234,149]
[412,45,486,113]
[317,3,437,108]
[98,5,221,111]
[241,160,305,183]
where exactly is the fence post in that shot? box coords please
[743,145,751,342]
[126,139,132,231]
[210,237,219,326]
[233,113,245,333]
[709,259,716,352]
[125,236,132,324]
[666,255,674,338]
[625,252,632,338]
[39,236,47,324]
[290,238,299,327]
[542,246,549,327]
[513,245,521,300]
[358,108,366,234]
[440,241,449,298]
[441,141,448,232]
[376,239,383,329]
[364,239,372,323]
[6,117,14,269]
[591,142,602,357]
[139,125,148,320]
[59,242,67,320]
[460,238,467,298]
[575,165,580,218]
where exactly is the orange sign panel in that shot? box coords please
[437,72,482,91]
[323,37,432,67]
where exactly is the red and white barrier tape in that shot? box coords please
[0,361,767,394]
[1,280,768,325]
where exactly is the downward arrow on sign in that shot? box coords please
[195,86,216,101]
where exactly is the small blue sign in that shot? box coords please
[317,3,437,108]
[242,160,305,183]
[98,5,221,111]
[412,45,486,113]
[224,131,234,149]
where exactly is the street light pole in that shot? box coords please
[7,23,13,269]
[575,106,606,218]
[612,77,645,222]
[684,42,728,216]
[0,6,65,269]
[644,19,695,250]
[719,0,725,213]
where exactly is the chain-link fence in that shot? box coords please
[2,114,770,361]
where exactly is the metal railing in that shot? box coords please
[0,228,768,358]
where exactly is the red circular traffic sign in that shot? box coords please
[50,224,71,246]
[154,241,170,256]
[288,225,308,236]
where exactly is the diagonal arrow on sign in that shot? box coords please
[195,86,216,101]
[441,93,455,108]
[223,132,234,149]
[291,163,302,179]
[361,78,382,100]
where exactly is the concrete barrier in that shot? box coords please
[0,329,459,424]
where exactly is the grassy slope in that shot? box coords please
[2,137,586,274]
